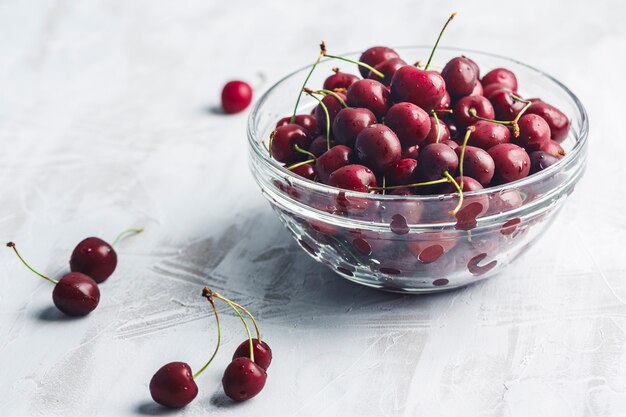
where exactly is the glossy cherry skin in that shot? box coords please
[443,175,483,193]
[489,88,525,121]
[323,71,359,91]
[222,357,267,401]
[455,145,495,185]
[526,99,570,142]
[418,143,459,181]
[368,57,407,86]
[346,79,390,120]
[354,124,401,174]
[442,139,459,150]
[530,151,559,174]
[332,107,377,147]
[423,117,451,145]
[488,143,530,183]
[401,145,420,159]
[470,80,483,96]
[276,114,318,138]
[221,81,253,114]
[441,57,477,98]
[443,176,489,219]
[481,68,518,92]
[390,66,446,112]
[540,139,566,159]
[271,125,310,163]
[328,164,377,192]
[308,135,336,157]
[70,237,117,283]
[517,114,551,151]
[315,145,353,184]
[435,91,451,111]
[290,163,315,180]
[358,46,400,77]
[453,95,495,129]
[384,102,431,147]
[150,362,198,408]
[464,56,480,78]
[53,272,100,316]
[314,92,346,135]
[389,158,419,185]
[232,339,273,371]
[468,121,511,149]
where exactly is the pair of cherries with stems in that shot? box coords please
[150,287,272,408]
[6,228,143,316]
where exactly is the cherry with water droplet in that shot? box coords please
[332,107,376,147]
[221,80,253,114]
[354,124,402,174]
[385,102,431,147]
[488,143,530,183]
[346,79,390,119]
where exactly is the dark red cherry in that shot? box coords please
[529,151,559,174]
[483,83,509,99]
[358,46,400,77]
[469,121,511,149]
[463,56,480,79]
[540,139,566,159]
[442,139,459,150]
[435,91,451,111]
[482,68,518,92]
[270,125,310,163]
[443,176,484,193]
[525,100,570,142]
[368,57,407,86]
[455,146,495,185]
[290,163,315,180]
[221,81,253,114]
[308,135,336,157]
[332,107,376,147]
[470,81,483,96]
[314,92,346,135]
[53,272,100,316]
[418,143,459,181]
[315,145,353,183]
[389,158,419,185]
[346,79,390,120]
[453,95,495,129]
[232,339,273,371]
[354,124,401,174]
[328,164,377,192]
[276,114,318,138]
[441,57,478,98]
[69,237,117,283]
[488,143,530,183]
[517,114,551,151]
[150,362,198,408]
[401,145,420,159]
[323,71,359,91]
[489,88,525,121]
[423,117,451,145]
[222,357,267,401]
[384,102,431,147]
[390,66,446,112]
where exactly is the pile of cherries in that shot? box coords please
[269,13,570,215]
[150,288,271,408]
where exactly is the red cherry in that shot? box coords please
[276,114,318,138]
[368,57,407,86]
[328,164,377,192]
[222,357,267,402]
[488,143,530,183]
[308,135,336,157]
[418,143,459,181]
[270,125,310,163]
[221,81,253,114]
[332,107,377,147]
[385,102,431,147]
[441,57,478,98]
[540,139,566,159]
[390,66,446,112]
[323,71,359,91]
[69,237,117,283]
[423,117,451,145]
[517,114,551,151]
[315,145,353,184]
[453,95,494,129]
[358,46,400,77]
[389,158,419,185]
[232,339,273,371]
[346,79,390,119]
[455,146,495,185]
[481,68,518,92]
[290,163,315,180]
[489,88,525,121]
[525,99,570,142]
[354,124,402,174]
[53,272,101,316]
[149,362,198,408]
[468,121,511,149]
[314,92,347,135]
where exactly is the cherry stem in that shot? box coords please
[424,12,456,70]
[268,130,276,157]
[291,42,326,124]
[193,288,222,379]
[443,171,463,215]
[369,177,448,191]
[261,140,269,153]
[304,88,331,151]
[286,159,315,171]
[381,176,386,195]
[294,144,316,160]
[225,299,261,342]
[212,292,255,363]
[458,127,474,182]
[111,228,143,246]
[6,242,58,285]
[322,53,384,78]
[468,96,532,137]
[317,89,347,107]
[432,110,442,143]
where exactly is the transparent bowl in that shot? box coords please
[247,46,588,293]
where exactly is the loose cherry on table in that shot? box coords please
[7,242,100,316]
[221,80,253,114]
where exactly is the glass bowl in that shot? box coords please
[247,46,588,293]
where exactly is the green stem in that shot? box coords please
[458,127,473,181]
[213,293,255,363]
[323,54,384,78]
[227,300,261,342]
[111,228,143,246]
[291,45,325,123]
[443,171,463,215]
[193,289,221,379]
[369,177,448,192]
[424,12,457,70]
[286,159,315,171]
[268,130,276,158]
[294,144,317,160]
[432,110,442,143]
[317,89,348,107]
[304,90,331,151]
[6,242,58,284]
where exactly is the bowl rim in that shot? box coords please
[247,45,589,202]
